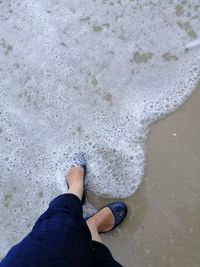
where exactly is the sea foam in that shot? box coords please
[0,0,200,258]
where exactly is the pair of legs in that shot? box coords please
[0,165,125,267]
[67,166,116,244]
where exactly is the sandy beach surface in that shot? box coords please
[0,1,200,265]
[88,83,200,267]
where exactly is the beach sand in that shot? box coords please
[1,83,199,266]
[88,82,200,267]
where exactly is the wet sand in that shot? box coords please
[88,83,200,267]
[1,86,199,266]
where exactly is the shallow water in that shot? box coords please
[0,0,200,258]
[95,85,200,266]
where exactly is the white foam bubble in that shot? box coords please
[0,0,200,258]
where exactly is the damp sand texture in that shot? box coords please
[0,0,200,261]
[92,84,200,267]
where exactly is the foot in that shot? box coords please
[66,165,84,200]
[66,165,84,187]
[87,207,115,233]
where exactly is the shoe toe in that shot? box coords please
[107,202,128,228]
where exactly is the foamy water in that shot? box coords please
[0,0,200,258]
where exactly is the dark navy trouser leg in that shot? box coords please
[91,241,123,267]
[0,194,92,267]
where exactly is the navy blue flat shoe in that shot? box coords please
[105,202,127,232]
[88,202,128,234]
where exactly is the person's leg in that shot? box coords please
[90,241,123,267]
[0,166,92,267]
[32,165,92,266]
[86,207,123,267]
[87,207,116,243]
[67,165,84,200]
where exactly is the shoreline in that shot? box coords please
[88,83,200,267]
